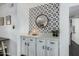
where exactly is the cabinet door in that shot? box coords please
[37,39,46,56]
[25,38,29,56]
[54,41,58,56]
[21,37,26,56]
[46,40,58,56]
[28,38,36,56]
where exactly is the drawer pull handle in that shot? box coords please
[25,42,26,45]
[39,41,43,42]
[50,42,54,44]
[25,43,29,46]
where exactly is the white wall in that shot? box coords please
[60,3,69,56]
[0,3,18,55]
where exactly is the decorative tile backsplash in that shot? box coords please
[29,3,60,33]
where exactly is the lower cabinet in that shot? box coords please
[37,39,46,56]
[21,37,36,56]
[21,36,26,56]
[25,38,29,56]
[46,40,58,56]
[21,36,58,56]
[28,38,36,56]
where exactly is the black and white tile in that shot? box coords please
[29,3,60,33]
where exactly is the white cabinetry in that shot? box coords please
[28,38,36,56]
[21,36,59,56]
[46,40,58,56]
[25,38,29,56]
[37,39,46,56]
[21,37,36,56]
[21,36,26,55]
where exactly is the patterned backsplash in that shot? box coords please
[29,3,60,33]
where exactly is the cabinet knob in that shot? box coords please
[42,46,45,49]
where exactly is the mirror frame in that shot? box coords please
[35,14,49,28]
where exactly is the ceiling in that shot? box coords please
[69,5,79,18]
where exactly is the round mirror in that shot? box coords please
[35,14,48,28]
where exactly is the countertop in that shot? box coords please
[0,37,9,41]
[20,33,59,41]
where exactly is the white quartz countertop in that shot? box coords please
[20,33,59,40]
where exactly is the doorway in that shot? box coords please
[69,5,79,56]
